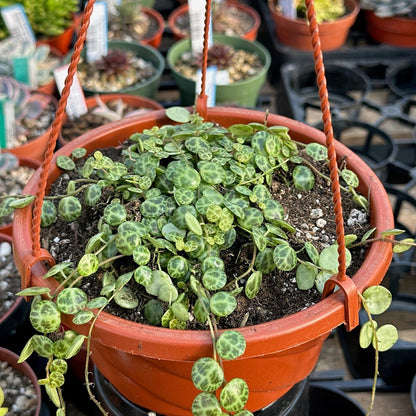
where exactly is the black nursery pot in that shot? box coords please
[93,367,366,416]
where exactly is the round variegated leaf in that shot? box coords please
[167,256,189,279]
[305,143,328,161]
[192,392,222,416]
[216,330,246,360]
[296,264,318,290]
[192,357,224,392]
[362,286,392,315]
[254,248,276,273]
[273,244,297,271]
[202,269,227,291]
[210,292,237,317]
[293,165,315,191]
[114,286,139,309]
[57,288,87,315]
[220,378,249,412]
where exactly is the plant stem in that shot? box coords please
[358,292,379,416]
[224,245,257,289]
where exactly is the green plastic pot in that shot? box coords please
[167,34,271,107]
[69,40,165,98]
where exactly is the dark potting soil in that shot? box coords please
[40,144,371,331]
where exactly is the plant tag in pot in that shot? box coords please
[86,1,108,63]
[196,66,217,106]
[279,0,296,19]
[0,5,35,47]
[12,47,37,90]
[0,96,15,149]
[54,65,88,120]
[189,0,213,54]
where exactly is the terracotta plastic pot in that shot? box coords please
[365,11,416,48]
[0,156,40,236]
[167,35,271,107]
[139,7,165,48]
[267,0,359,51]
[58,93,164,147]
[13,107,394,415]
[168,2,261,41]
[36,13,81,55]
[0,347,42,416]
[7,93,58,163]
[0,234,31,344]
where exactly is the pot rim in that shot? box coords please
[168,1,261,40]
[13,107,393,360]
[268,0,360,25]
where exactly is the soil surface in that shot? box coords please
[0,359,38,416]
[40,140,371,331]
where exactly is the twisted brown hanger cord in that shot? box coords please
[31,0,96,256]
[305,0,347,281]
[195,0,212,118]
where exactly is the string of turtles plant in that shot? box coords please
[2,107,414,415]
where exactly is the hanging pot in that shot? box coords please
[267,0,359,51]
[13,107,394,415]
[167,34,271,107]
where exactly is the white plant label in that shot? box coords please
[54,65,88,121]
[188,0,213,54]
[86,1,108,63]
[196,66,217,107]
[1,5,36,46]
[279,0,296,19]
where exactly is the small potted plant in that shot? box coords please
[73,40,165,98]
[360,0,416,47]
[267,0,359,51]
[18,0,81,54]
[107,0,165,48]
[0,76,58,162]
[167,34,271,107]
[168,1,261,41]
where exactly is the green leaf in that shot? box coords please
[220,378,249,412]
[114,286,139,309]
[393,238,415,253]
[216,331,246,360]
[192,357,224,392]
[305,143,328,161]
[86,297,108,309]
[56,155,76,170]
[361,227,376,242]
[185,212,202,236]
[56,288,88,315]
[192,392,222,416]
[64,334,86,359]
[252,227,267,252]
[77,253,99,277]
[72,310,94,325]
[296,263,318,290]
[202,269,227,291]
[166,106,191,123]
[341,169,359,188]
[144,299,163,326]
[359,321,376,348]
[381,228,406,237]
[374,324,398,352]
[8,195,35,209]
[245,271,262,299]
[319,244,351,272]
[293,165,315,191]
[304,242,319,265]
[16,287,51,297]
[362,286,392,315]
[18,337,35,363]
[210,292,237,317]
[273,244,297,271]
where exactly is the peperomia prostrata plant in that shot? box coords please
[4,107,414,415]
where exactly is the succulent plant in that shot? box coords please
[77,49,157,92]
[296,0,346,23]
[0,39,61,86]
[360,0,416,18]
[8,107,409,415]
